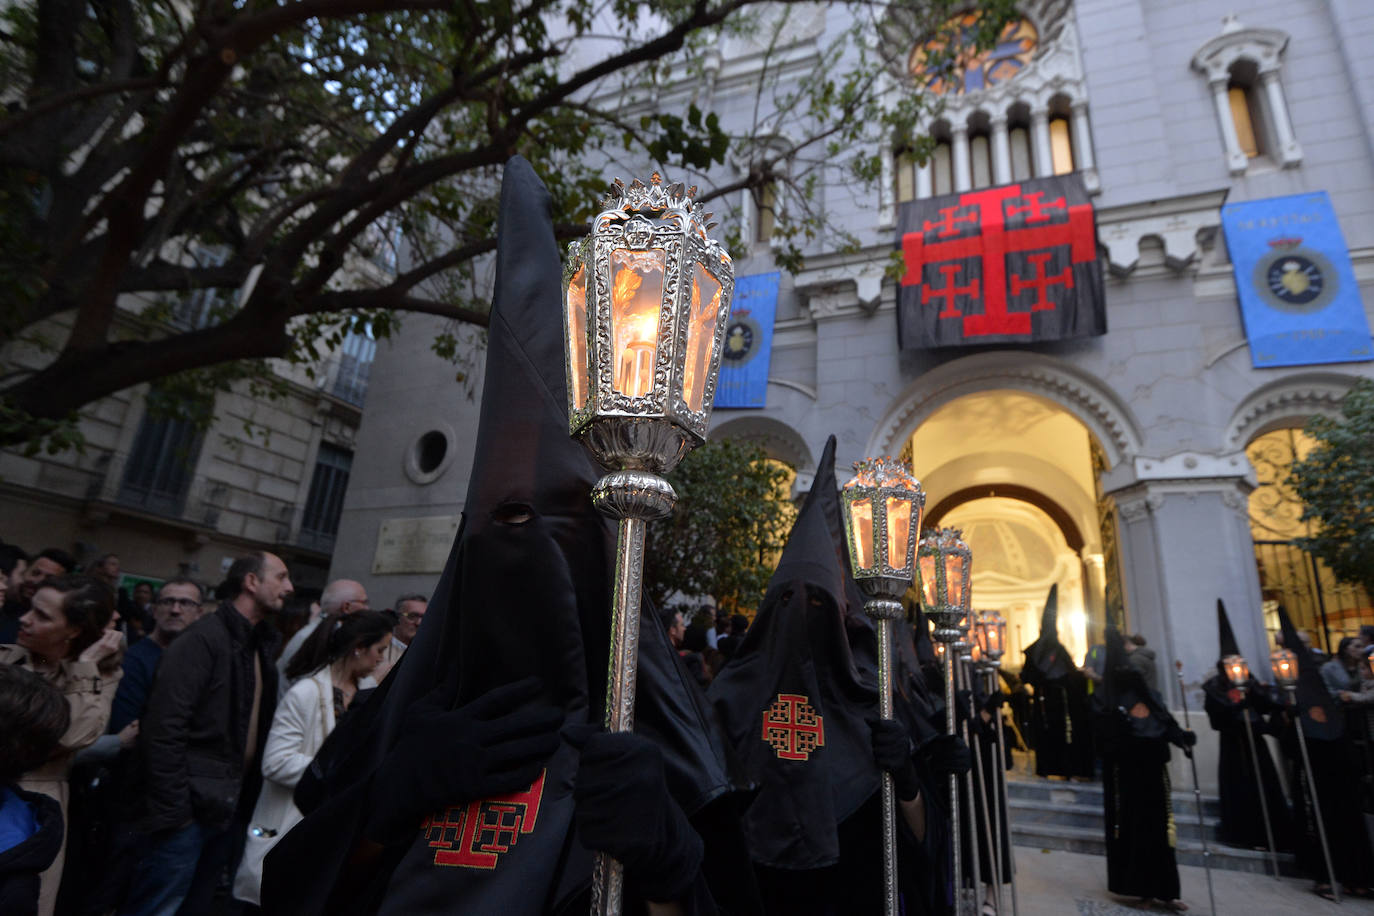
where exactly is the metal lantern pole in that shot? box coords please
[1221,656,1279,879]
[1271,650,1339,903]
[563,174,735,916]
[841,458,926,916]
[1172,661,1218,916]
[974,613,1006,916]
[919,528,973,916]
[956,635,987,909]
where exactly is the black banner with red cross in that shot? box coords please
[896,175,1105,349]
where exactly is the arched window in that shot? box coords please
[1227,60,1267,159]
[1192,19,1301,174]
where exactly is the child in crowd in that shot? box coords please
[0,664,72,915]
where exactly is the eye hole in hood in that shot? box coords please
[491,501,535,526]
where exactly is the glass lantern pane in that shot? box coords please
[683,264,723,412]
[944,554,966,609]
[565,264,590,409]
[885,497,912,570]
[849,497,874,569]
[919,554,938,606]
[609,248,666,399]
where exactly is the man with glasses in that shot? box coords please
[108,578,204,734]
[376,593,426,682]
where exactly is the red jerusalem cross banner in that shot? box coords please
[896,175,1106,349]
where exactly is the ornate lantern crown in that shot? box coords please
[840,457,926,590]
[563,173,734,474]
[1270,648,1298,688]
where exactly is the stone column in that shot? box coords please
[1209,78,1249,175]
[952,124,972,192]
[916,159,933,199]
[1069,101,1095,172]
[1030,108,1053,178]
[991,116,1012,186]
[1260,70,1303,167]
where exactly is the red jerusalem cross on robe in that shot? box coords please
[421,770,547,869]
[762,693,825,760]
[900,183,1096,338]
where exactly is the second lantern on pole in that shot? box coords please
[919,527,973,915]
[563,173,734,916]
[840,457,925,916]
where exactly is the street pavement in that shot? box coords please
[1011,845,1374,916]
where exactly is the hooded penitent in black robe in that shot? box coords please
[1095,628,1190,903]
[1201,599,1292,850]
[1020,585,1094,778]
[1274,606,1374,889]
[708,435,886,915]
[261,157,738,915]
[955,659,1013,896]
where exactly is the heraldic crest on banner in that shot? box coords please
[762,693,825,761]
[896,174,1106,349]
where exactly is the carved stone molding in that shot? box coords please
[1224,373,1358,448]
[867,351,1142,468]
[1095,189,1227,278]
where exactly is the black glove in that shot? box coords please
[568,728,703,903]
[868,718,921,801]
[917,733,972,780]
[1166,724,1198,754]
[364,677,562,845]
[982,691,1008,715]
[956,689,974,713]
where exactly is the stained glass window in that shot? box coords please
[909,14,1038,95]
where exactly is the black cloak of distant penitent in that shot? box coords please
[1274,605,1374,888]
[708,434,886,913]
[1020,584,1093,777]
[261,157,735,916]
[1094,627,1189,903]
[1201,599,1291,850]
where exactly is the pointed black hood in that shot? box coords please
[1276,605,1343,740]
[276,158,731,913]
[708,437,880,869]
[1215,598,1241,680]
[812,435,880,688]
[1023,584,1072,681]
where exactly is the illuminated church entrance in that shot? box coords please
[905,391,1112,671]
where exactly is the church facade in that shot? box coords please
[330,0,1374,706]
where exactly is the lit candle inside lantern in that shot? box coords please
[849,498,874,569]
[944,553,966,609]
[1222,654,1250,687]
[1270,648,1297,687]
[885,497,912,570]
[609,249,666,399]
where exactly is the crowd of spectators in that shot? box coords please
[0,541,427,916]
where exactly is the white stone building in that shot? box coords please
[330,0,1374,707]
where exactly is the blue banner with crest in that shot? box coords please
[714,271,781,408]
[1221,192,1373,368]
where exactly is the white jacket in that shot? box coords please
[233,666,336,903]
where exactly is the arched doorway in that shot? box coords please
[905,389,1116,670]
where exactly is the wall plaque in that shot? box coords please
[372,515,460,575]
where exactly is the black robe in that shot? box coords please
[708,435,884,915]
[1202,675,1292,850]
[1272,604,1374,888]
[1095,629,1187,902]
[1021,585,1094,778]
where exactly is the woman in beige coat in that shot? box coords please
[232,610,393,905]
[0,574,122,916]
